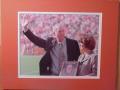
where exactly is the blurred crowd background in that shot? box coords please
[19,13,101,55]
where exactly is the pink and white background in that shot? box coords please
[19,12,101,56]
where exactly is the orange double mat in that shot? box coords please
[1,0,119,90]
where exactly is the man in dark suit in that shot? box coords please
[23,25,80,75]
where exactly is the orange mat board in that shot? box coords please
[1,0,119,90]
[117,2,120,90]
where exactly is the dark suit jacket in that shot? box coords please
[24,30,80,75]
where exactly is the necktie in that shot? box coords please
[58,43,65,72]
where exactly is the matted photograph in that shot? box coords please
[18,12,102,78]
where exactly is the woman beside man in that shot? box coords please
[77,34,98,76]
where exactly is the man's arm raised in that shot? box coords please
[23,24,46,49]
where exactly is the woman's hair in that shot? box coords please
[80,35,96,51]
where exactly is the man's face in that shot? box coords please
[56,28,66,42]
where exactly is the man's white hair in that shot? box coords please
[52,24,69,38]
[55,24,68,32]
